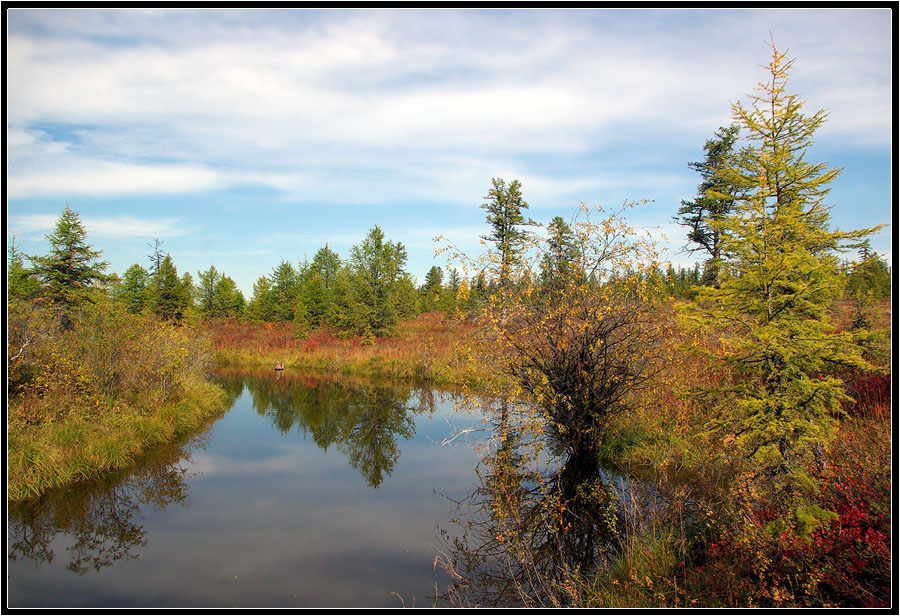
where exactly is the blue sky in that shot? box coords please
[6,8,893,298]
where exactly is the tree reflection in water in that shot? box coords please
[8,430,210,575]
[8,369,438,582]
[212,368,436,489]
[437,398,632,608]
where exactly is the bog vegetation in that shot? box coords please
[6,42,891,607]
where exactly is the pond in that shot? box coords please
[6,368,491,609]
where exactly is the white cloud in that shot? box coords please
[6,214,59,235]
[8,212,189,239]
[7,159,225,198]
[4,9,891,203]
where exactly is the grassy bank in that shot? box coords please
[7,300,230,501]
[7,380,227,501]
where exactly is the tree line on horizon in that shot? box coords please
[8,181,888,343]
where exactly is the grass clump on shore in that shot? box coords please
[7,300,228,501]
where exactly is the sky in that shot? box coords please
[6,8,894,298]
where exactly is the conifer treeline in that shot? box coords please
[9,202,888,342]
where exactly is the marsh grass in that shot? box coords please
[7,301,230,501]
[204,312,485,388]
[7,382,227,501]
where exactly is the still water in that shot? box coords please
[7,368,490,608]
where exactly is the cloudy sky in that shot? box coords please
[6,8,893,297]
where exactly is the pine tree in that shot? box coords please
[480,178,536,286]
[675,125,745,288]
[691,41,883,495]
[30,204,109,307]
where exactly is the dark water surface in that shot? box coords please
[7,368,488,608]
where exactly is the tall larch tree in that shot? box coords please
[117,263,151,314]
[690,41,883,498]
[196,264,223,317]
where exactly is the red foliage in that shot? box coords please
[695,452,890,608]
[843,373,891,418]
[809,468,891,607]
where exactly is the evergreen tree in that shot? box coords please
[213,275,245,318]
[117,263,150,314]
[845,241,891,330]
[30,204,109,308]
[347,226,408,336]
[7,238,40,302]
[675,125,745,288]
[148,254,191,322]
[691,42,883,496]
[846,241,891,299]
[248,275,275,322]
[269,260,299,323]
[310,244,342,290]
[421,266,444,311]
[181,272,196,313]
[299,245,343,325]
[440,268,462,314]
[540,216,579,290]
[480,178,536,286]
[394,272,421,320]
[196,264,223,317]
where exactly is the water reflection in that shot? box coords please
[8,431,207,575]
[210,367,437,489]
[9,369,472,608]
[438,399,628,608]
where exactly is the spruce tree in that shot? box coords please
[30,204,109,307]
[692,41,883,495]
[675,125,745,288]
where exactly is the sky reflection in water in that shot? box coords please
[7,369,487,608]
